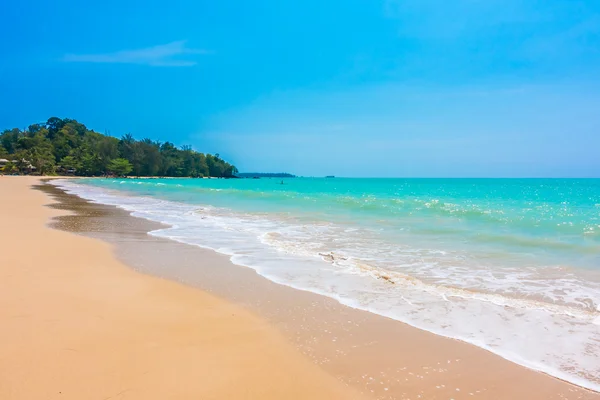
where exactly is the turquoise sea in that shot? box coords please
[55,178,600,390]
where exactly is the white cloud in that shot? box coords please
[63,40,209,67]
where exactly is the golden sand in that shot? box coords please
[0,177,363,400]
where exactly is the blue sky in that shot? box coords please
[1,0,599,177]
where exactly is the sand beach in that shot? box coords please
[1,176,597,400]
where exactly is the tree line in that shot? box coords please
[0,117,238,177]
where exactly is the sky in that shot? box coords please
[1,0,599,177]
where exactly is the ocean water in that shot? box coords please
[53,178,600,390]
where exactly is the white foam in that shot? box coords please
[52,179,600,392]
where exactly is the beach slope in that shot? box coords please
[0,177,362,400]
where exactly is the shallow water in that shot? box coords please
[53,177,600,391]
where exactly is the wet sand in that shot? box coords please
[0,177,364,400]
[38,178,600,400]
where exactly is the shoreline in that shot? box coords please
[0,177,363,400]
[40,178,600,399]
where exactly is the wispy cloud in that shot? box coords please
[63,40,209,67]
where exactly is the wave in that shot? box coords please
[92,179,600,238]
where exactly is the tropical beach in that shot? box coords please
[2,0,600,398]
[1,176,598,399]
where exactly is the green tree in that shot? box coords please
[78,153,102,176]
[107,158,133,176]
[59,155,81,172]
[118,133,136,161]
[159,142,183,176]
[206,154,225,177]
[30,148,55,174]
[46,117,66,138]
[2,161,17,174]
[137,139,161,176]
[0,128,22,154]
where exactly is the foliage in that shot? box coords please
[0,117,237,177]
[3,162,17,174]
[59,155,81,171]
[107,158,133,176]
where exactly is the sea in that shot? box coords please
[52,177,600,391]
